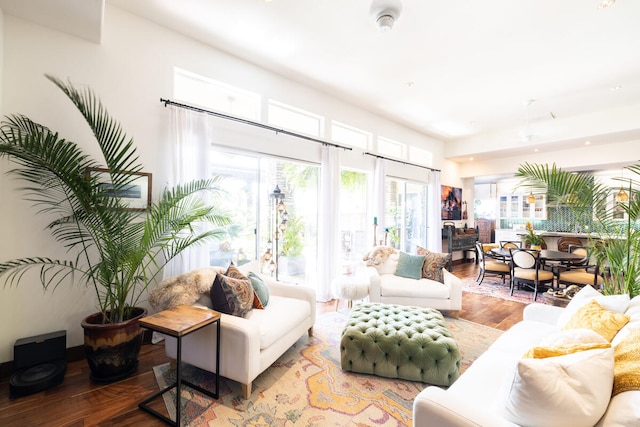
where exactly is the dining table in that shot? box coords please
[490,248,584,263]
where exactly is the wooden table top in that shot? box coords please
[491,248,584,261]
[139,305,221,337]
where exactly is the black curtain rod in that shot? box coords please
[160,98,353,151]
[363,152,441,172]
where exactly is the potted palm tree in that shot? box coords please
[0,75,231,381]
[515,162,640,298]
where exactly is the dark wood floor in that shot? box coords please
[0,261,525,426]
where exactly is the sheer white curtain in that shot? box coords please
[317,145,340,302]
[373,158,386,238]
[163,106,215,279]
[427,169,443,251]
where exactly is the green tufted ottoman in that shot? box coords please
[340,302,461,386]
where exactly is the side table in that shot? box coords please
[138,305,221,427]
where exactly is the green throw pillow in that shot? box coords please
[394,251,426,280]
[249,271,270,309]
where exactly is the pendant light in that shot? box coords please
[527,192,536,204]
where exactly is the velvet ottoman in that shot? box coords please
[340,302,461,386]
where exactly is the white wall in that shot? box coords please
[0,5,446,362]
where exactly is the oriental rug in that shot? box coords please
[461,275,538,304]
[153,311,502,426]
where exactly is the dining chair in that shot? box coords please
[500,240,521,249]
[509,248,555,301]
[555,245,603,289]
[475,242,511,285]
[557,236,583,253]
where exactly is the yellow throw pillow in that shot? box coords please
[562,299,630,342]
[613,328,640,396]
[524,342,611,359]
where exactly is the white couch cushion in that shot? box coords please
[612,294,640,346]
[244,295,310,350]
[379,274,449,299]
[499,347,614,427]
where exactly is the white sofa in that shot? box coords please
[413,285,640,426]
[152,262,316,399]
[366,247,462,311]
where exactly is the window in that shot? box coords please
[378,136,405,159]
[259,158,319,283]
[385,178,428,252]
[174,68,261,120]
[331,121,371,150]
[209,151,259,267]
[339,169,368,275]
[409,146,433,167]
[268,100,324,137]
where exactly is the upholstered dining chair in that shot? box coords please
[509,248,555,301]
[555,245,603,290]
[475,241,510,285]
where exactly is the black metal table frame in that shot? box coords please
[139,318,220,427]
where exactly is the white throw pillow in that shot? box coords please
[540,328,608,347]
[612,294,640,346]
[500,347,614,427]
[557,285,630,329]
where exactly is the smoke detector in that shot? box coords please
[370,0,403,33]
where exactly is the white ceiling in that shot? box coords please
[3,0,640,164]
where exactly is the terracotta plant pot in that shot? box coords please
[81,307,147,382]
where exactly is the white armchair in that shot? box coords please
[365,246,462,310]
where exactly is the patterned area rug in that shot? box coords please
[152,311,502,426]
[462,274,540,304]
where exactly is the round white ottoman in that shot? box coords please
[335,276,369,310]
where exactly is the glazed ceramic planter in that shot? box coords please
[81,307,147,382]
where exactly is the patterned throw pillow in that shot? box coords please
[416,246,450,283]
[613,328,640,396]
[210,263,254,317]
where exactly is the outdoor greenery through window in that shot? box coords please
[339,169,369,276]
[385,178,428,252]
[209,149,319,284]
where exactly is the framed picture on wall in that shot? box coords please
[441,185,462,220]
[87,167,152,211]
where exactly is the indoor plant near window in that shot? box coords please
[0,75,231,381]
[281,216,306,276]
[515,162,640,298]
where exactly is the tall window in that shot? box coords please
[208,148,319,284]
[259,158,319,283]
[385,178,428,252]
[209,151,259,267]
[339,169,368,275]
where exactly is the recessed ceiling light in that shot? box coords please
[585,140,592,145]
[610,85,622,91]
[533,148,539,153]
[405,81,415,87]
[598,0,615,9]
[469,157,474,161]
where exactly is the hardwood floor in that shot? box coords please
[0,261,524,426]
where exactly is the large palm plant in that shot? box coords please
[515,162,640,297]
[0,75,231,323]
